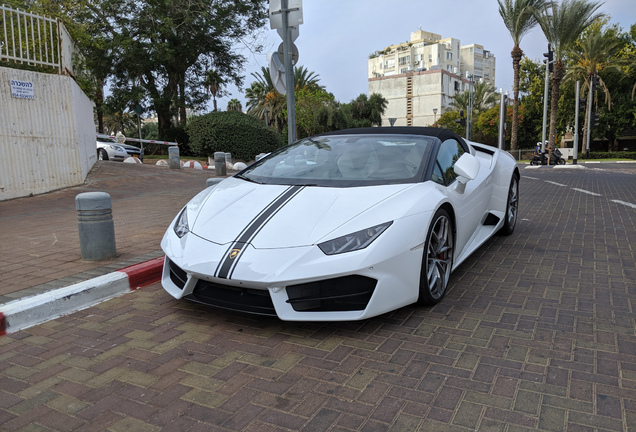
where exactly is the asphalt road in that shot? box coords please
[0,162,635,431]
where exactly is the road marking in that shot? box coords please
[572,188,601,196]
[545,181,567,187]
[611,200,636,209]
[523,176,539,180]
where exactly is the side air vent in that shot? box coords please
[168,259,188,289]
[483,212,500,226]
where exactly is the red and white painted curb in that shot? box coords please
[0,257,164,336]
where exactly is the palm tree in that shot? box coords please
[203,69,226,112]
[451,81,499,114]
[537,0,604,148]
[498,0,547,150]
[294,66,324,91]
[103,111,137,136]
[245,65,323,132]
[565,30,624,153]
[226,98,243,112]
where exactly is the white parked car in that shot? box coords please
[96,136,143,161]
[160,127,519,321]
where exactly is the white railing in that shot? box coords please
[0,4,61,72]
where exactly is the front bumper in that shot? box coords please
[160,220,426,321]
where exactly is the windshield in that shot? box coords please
[238,134,435,187]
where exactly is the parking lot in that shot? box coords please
[1,162,635,431]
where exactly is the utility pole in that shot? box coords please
[541,43,553,153]
[573,81,580,165]
[498,90,507,150]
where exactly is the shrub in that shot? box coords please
[579,151,636,160]
[187,111,283,161]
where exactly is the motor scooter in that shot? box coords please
[530,148,566,165]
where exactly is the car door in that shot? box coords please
[430,139,491,258]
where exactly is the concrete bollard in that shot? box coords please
[168,146,180,169]
[76,192,117,260]
[206,178,223,188]
[225,152,233,169]
[214,152,227,176]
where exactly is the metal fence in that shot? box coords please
[0,4,61,72]
[509,148,536,162]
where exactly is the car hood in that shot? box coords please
[119,144,141,152]
[190,177,414,248]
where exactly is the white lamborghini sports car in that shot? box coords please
[160,127,519,321]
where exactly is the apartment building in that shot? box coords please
[368,29,496,127]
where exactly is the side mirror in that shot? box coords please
[454,153,479,187]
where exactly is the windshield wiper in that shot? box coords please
[235,174,261,184]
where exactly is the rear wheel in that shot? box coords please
[499,174,519,236]
[418,209,454,306]
[98,149,109,161]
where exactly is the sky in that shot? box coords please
[214,0,636,112]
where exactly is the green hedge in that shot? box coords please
[579,151,636,160]
[187,111,283,161]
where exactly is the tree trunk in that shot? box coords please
[179,79,186,126]
[582,94,590,155]
[510,45,523,151]
[95,86,105,134]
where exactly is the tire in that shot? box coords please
[98,148,109,161]
[499,174,519,236]
[418,209,454,306]
[558,159,565,165]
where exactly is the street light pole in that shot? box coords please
[541,43,553,153]
[573,80,580,165]
[433,108,437,125]
[281,0,296,144]
[466,73,474,141]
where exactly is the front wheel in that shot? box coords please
[97,149,109,161]
[418,209,454,306]
[558,159,566,165]
[499,174,519,236]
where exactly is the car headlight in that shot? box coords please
[318,222,392,255]
[108,145,125,151]
[174,207,189,238]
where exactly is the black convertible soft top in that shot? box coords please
[316,127,466,145]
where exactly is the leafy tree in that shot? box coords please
[498,0,547,150]
[474,104,524,148]
[436,111,466,136]
[341,93,389,127]
[295,88,336,138]
[536,0,604,147]
[83,0,268,140]
[517,58,545,147]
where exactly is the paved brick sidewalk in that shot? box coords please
[0,161,220,304]
[0,163,635,431]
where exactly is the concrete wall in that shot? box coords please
[369,69,464,127]
[0,66,95,200]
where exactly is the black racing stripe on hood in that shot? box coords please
[215,185,305,279]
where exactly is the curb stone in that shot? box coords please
[0,257,164,336]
